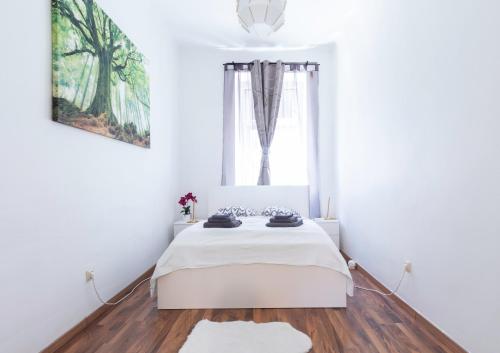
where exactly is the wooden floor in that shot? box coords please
[55,270,462,353]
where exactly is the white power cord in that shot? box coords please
[354,266,407,296]
[91,275,152,306]
[90,263,407,305]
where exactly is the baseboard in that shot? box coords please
[341,251,467,353]
[40,266,155,353]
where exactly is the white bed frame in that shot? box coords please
[157,186,348,309]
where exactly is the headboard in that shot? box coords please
[208,186,310,218]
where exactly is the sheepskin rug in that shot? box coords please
[179,320,312,353]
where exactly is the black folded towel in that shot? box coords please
[270,215,299,223]
[266,218,303,227]
[273,214,295,219]
[210,214,233,220]
[204,220,242,228]
[208,214,236,223]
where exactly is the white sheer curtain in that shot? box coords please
[234,71,309,186]
[270,71,308,185]
[234,71,261,185]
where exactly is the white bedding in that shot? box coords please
[151,217,353,296]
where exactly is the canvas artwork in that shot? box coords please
[52,0,150,148]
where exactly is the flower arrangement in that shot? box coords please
[179,192,197,221]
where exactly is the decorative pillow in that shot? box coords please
[217,206,258,217]
[261,206,300,217]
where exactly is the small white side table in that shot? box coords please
[173,219,205,238]
[313,218,340,248]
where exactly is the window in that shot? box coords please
[234,71,309,185]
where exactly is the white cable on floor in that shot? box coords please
[354,267,407,296]
[91,276,152,306]
[91,267,407,304]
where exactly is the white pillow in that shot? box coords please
[217,206,258,217]
[261,206,300,217]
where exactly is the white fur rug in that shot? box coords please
[179,320,312,353]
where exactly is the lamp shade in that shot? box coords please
[237,0,287,36]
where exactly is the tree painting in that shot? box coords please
[52,0,150,148]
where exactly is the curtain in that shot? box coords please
[221,70,235,185]
[305,70,320,218]
[270,71,308,185]
[250,60,285,185]
[234,71,261,185]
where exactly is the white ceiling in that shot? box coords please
[157,0,354,49]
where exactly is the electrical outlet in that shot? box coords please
[404,261,412,273]
[85,270,94,282]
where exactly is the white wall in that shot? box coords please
[177,44,337,218]
[0,1,180,352]
[335,1,500,352]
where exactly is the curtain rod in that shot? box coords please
[223,61,319,71]
[223,61,319,66]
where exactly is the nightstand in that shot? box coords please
[173,219,204,238]
[313,218,340,248]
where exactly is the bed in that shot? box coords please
[151,186,352,309]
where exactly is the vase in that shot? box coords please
[183,214,191,222]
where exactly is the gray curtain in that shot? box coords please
[306,70,320,218]
[250,60,285,185]
[221,70,235,185]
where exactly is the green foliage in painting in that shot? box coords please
[52,0,150,148]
